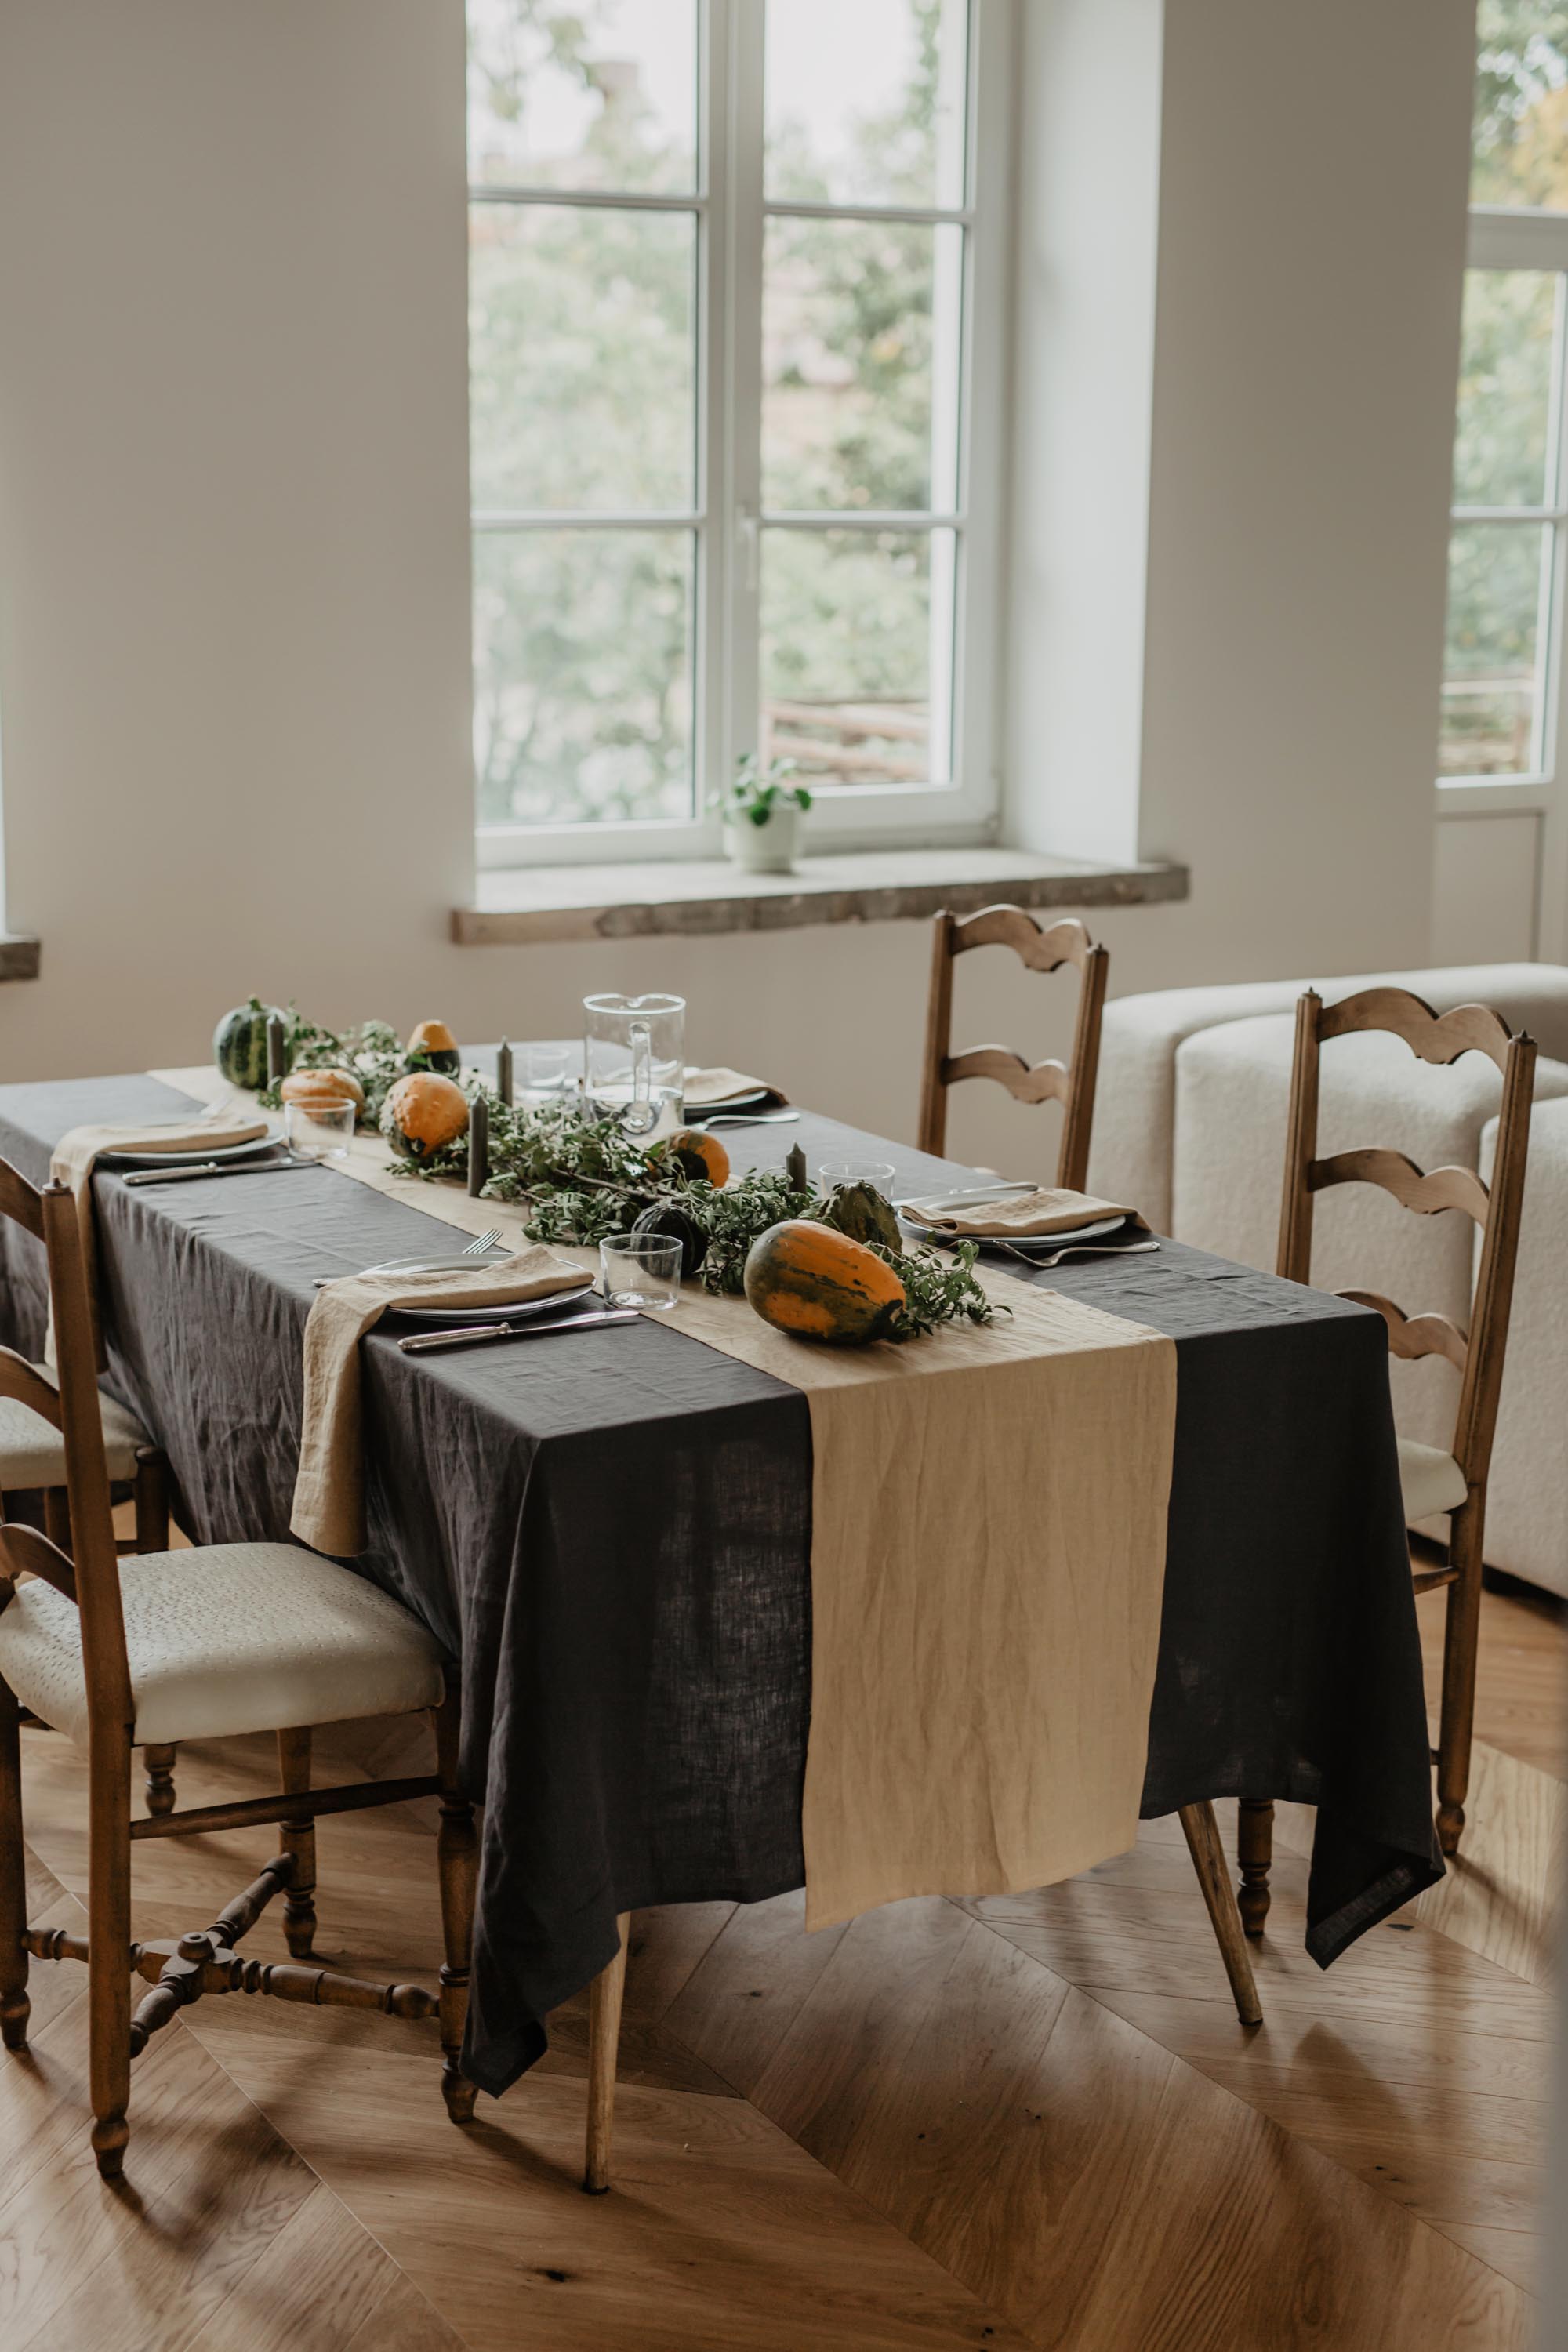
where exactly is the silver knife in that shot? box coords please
[397,1308,639,1353]
[122,1156,313,1187]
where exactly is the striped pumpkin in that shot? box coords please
[742,1220,906,1346]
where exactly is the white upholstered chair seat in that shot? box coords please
[0,1542,445,1747]
[1396,1437,1468,1528]
[0,1375,150,1488]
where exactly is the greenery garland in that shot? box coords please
[249,1009,996,1341]
[409,1092,998,1341]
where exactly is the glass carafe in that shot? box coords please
[583,993,685,1137]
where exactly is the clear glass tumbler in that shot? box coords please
[599,1232,683,1311]
[285,1100,356,1160]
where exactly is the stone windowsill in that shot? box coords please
[0,935,40,980]
[453,848,1189,946]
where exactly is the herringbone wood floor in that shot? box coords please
[2,1583,1560,2352]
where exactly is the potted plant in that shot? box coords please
[714,753,812,874]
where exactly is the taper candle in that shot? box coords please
[495,1038,514,1107]
[467,1092,490,1197]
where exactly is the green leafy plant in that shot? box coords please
[713,753,813,830]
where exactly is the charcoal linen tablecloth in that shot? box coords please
[0,1067,1443,2095]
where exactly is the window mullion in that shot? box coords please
[719,0,764,787]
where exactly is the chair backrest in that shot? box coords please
[1276,986,1537,1492]
[0,1159,131,1733]
[917,906,1110,1188]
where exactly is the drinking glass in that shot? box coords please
[519,1041,572,1105]
[818,1159,898,1196]
[285,1100,356,1161]
[599,1232,683,1311]
[583,993,685,1137]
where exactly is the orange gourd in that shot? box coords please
[407,1019,461,1076]
[742,1220,906,1346]
[659,1127,731,1188]
[382,1071,470,1163]
[280,1067,365,1116]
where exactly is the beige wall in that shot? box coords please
[0,0,1477,1181]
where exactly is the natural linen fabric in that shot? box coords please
[902,1187,1146,1240]
[682,1066,786,1108]
[49,1098,270,1351]
[666,1270,1178,1929]
[290,1248,590,1556]
[157,1063,1181,1928]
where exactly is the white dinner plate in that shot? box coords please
[100,1130,282,1170]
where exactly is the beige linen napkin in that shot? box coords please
[290,1247,592,1556]
[902,1187,1147,1240]
[50,1101,271,1354]
[682,1066,788,1109]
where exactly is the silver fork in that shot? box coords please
[461,1227,501,1256]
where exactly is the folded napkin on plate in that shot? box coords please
[904,1188,1148,1240]
[50,1102,272,1356]
[683,1066,789,1109]
[290,1247,592,1557]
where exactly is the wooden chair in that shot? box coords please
[0,1162,626,2186]
[1236,987,1536,1935]
[918,908,1109,1187]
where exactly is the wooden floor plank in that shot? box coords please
[6,1573,1557,2352]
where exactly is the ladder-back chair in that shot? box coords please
[0,1163,629,2186]
[918,908,1109,1188]
[1236,986,1536,1935]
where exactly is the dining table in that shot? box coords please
[0,1053,1443,2096]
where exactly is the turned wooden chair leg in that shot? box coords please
[433,1690,477,2125]
[89,1730,133,2178]
[132,1448,170,1554]
[1236,1798,1274,1937]
[276,1728,317,1959]
[1179,1801,1262,2025]
[0,1675,29,2050]
[583,1911,630,2195]
[140,1744,176,1819]
[1436,1508,1485,1857]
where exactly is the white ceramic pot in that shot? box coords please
[725,803,801,874]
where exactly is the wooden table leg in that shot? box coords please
[583,1913,630,2195]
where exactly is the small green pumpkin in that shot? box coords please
[213,997,284,1091]
[818,1180,902,1252]
[632,1201,707,1280]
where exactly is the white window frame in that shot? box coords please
[1439,206,1568,957]
[474,0,1014,872]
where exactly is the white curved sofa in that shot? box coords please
[1087,964,1568,1598]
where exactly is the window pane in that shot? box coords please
[467,0,696,194]
[470,204,695,512]
[474,530,695,824]
[1472,3,1568,207]
[763,218,962,513]
[1439,521,1548,776]
[765,0,967,209]
[1453,270,1557,508]
[760,528,954,787]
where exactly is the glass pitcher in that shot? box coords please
[583,993,685,1137]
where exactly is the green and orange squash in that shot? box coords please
[656,1127,731,1189]
[406,1019,461,1076]
[742,1220,906,1346]
[381,1071,470,1163]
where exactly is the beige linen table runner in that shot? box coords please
[290,1248,591,1555]
[155,1067,1178,1928]
[902,1187,1147,1240]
